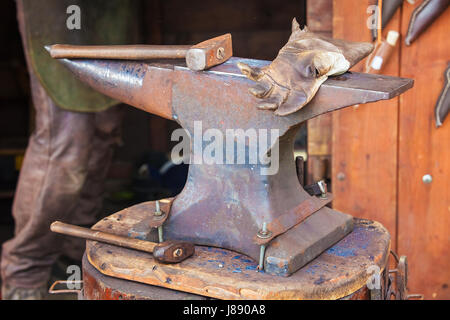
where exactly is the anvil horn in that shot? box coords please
[49,54,174,120]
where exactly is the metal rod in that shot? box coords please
[154,200,164,243]
[258,222,268,270]
[259,245,266,271]
[49,44,191,60]
[158,226,164,243]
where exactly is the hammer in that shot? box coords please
[47,34,232,71]
[50,221,195,264]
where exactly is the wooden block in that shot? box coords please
[86,206,391,300]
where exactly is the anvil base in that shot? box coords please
[127,199,354,277]
[265,206,354,276]
[85,214,390,300]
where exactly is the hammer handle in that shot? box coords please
[51,221,157,253]
[49,44,191,60]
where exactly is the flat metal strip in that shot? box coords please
[253,194,333,245]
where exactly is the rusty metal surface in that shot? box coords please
[264,206,354,276]
[57,59,175,119]
[55,56,414,124]
[50,34,232,71]
[54,54,412,276]
[49,44,191,60]
[253,194,332,246]
[147,198,173,228]
[186,33,233,71]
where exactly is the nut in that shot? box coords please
[216,47,225,60]
[173,248,183,258]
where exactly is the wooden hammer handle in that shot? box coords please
[49,44,191,60]
[51,221,157,253]
[51,221,195,263]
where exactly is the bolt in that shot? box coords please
[257,222,270,271]
[155,201,162,216]
[258,244,266,271]
[337,172,346,181]
[318,180,328,199]
[262,222,268,233]
[422,174,432,184]
[154,201,164,242]
[217,47,225,60]
[157,226,164,243]
[257,222,272,239]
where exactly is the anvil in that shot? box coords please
[53,56,413,276]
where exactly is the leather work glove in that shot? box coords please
[238,18,374,116]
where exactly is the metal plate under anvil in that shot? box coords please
[265,206,354,276]
[106,200,353,276]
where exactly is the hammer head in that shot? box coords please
[186,34,233,71]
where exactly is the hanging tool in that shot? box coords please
[405,0,449,45]
[435,63,450,127]
[50,221,195,263]
[366,30,400,74]
[371,0,404,41]
[47,34,232,71]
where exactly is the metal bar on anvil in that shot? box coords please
[56,57,413,123]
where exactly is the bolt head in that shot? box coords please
[216,47,225,60]
[257,229,272,239]
[422,174,432,184]
[173,248,183,258]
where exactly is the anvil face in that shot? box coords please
[54,56,413,275]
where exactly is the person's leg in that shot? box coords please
[61,105,124,261]
[1,1,97,298]
[0,72,96,296]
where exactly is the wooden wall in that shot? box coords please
[306,0,333,186]
[331,0,449,299]
[397,1,450,300]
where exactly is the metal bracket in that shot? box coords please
[148,198,173,228]
[253,194,333,246]
[128,198,173,241]
[304,180,329,198]
[388,251,424,300]
[49,280,84,300]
